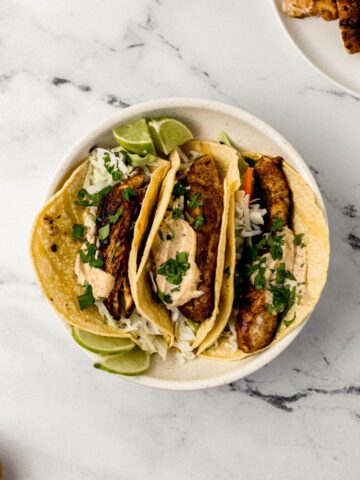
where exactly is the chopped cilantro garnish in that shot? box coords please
[157,251,190,285]
[253,266,266,289]
[72,224,85,241]
[172,208,183,219]
[267,234,284,260]
[266,284,297,317]
[271,217,286,232]
[188,193,203,209]
[294,233,305,247]
[283,313,296,328]
[109,208,122,224]
[76,186,112,207]
[193,213,204,230]
[158,291,172,304]
[276,263,296,284]
[77,284,95,310]
[98,223,110,241]
[173,181,187,198]
[110,240,121,261]
[103,152,123,181]
[122,187,137,201]
[79,242,103,269]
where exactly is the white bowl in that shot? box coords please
[44,97,327,390]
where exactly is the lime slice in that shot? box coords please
[72,327,135,355]
[94,347,150,376]
[148,117,193,155]
[113,119,156,155]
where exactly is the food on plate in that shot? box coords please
[201,148,329,360]
[337,0,360,53]
[134,141,239,360]
[282,0,360,53]
[31,117,329,375]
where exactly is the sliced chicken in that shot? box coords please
[337,0,360,53]
[282,0,338,20]
[97,174,146,319]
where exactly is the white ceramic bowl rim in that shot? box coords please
[43,97,328,390]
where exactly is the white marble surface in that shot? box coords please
[1,0,360,478]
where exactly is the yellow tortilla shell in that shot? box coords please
[30,157,170,337]
[202,156,330,360]
[134,142,240,349]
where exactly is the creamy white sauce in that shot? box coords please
[152,218,202,308]
[75,248,115,300]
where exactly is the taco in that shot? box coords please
[31,135,172,351]
[201,152,330,359]
[134,141,240,360]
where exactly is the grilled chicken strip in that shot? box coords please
[337,0,360,53]
[236,156,292,353]
[97,174,145,319]
[236,287,278,354]
[254,156,292,226]
[179,155,224,322]
[282,0,338,20]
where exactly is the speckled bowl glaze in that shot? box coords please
[45,97,327,390]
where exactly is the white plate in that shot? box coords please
[44,97,327,390]
[272,0,360,97]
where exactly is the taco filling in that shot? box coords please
[74,148,151,319]
[234,156,307,353]
[152,154,224,315]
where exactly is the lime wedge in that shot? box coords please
[113,119,156,155]
[94,347,150,376]
[72,327,135,355]
[148,117,193,155]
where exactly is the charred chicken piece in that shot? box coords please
[179,155,224,322]
[236,286,278,353]
[97,174,145,319]
[254,156,292,227]
[337,0,360,53]
[282,0,338,20]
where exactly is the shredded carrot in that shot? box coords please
[242,167,254,199]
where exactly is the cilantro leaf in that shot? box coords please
[294,233,305,247]
[75,186,112,207]
[173,181,187,198]
[188,193,203,209]
[158,291,172,304]
[267,234,284,260]
[157,252,190,285]
[122,187,137,201]
[110,240,121,261]
[79,242,104,269]
[271,217,286,232]
[172,208,183,219]
[276,263,296,284]
[72,224,85,241]
[109,208,122,224]
[283,313,296,328]
[77,284,95,310]
[193,213,204,230]
[98,224,110,241]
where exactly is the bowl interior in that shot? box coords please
[45,98,326,390]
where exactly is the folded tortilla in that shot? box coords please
[201,154,330,359]
[30,157,170,337]
[133,141,240,350]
